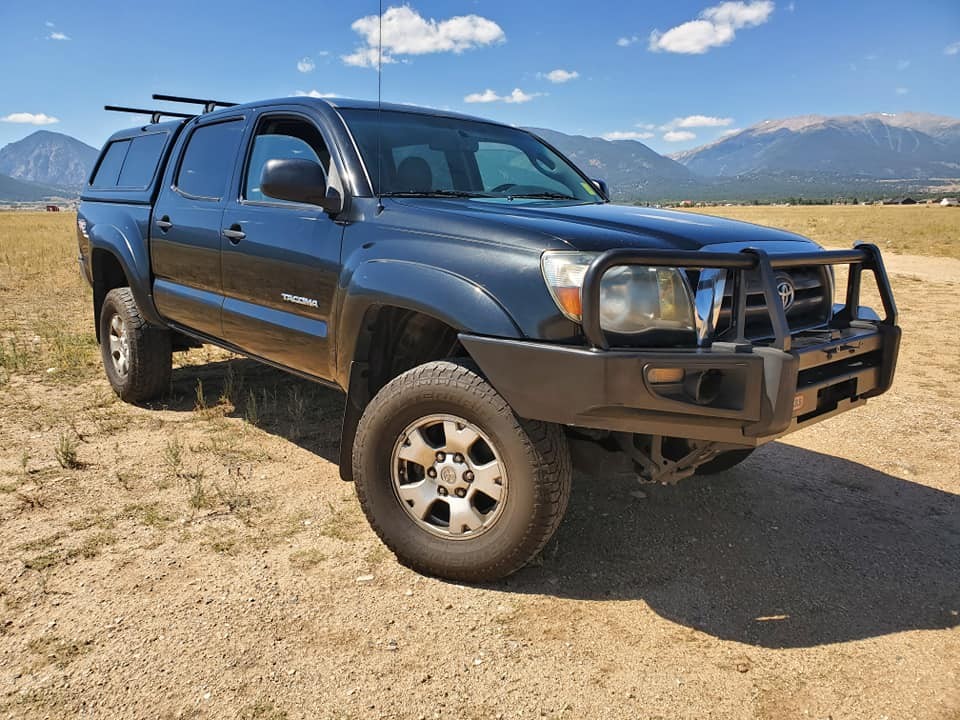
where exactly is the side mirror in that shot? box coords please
[591,178,609,199]
[261,158,343,214]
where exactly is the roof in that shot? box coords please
[204,96,502,126]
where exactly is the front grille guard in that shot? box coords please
[580,243,898,352]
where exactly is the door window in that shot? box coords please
[176,120,245,200]
[244,117,331,203]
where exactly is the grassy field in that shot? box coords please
[0,210,958,719]
[684,204,960,259]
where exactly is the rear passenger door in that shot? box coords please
[220,111,343,380]
[151,116,246,338]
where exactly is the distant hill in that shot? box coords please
[525,127,701,200]
[0,173,74,202]
[671,112,960,180]
[0,130,98,188]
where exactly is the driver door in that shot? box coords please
[220,111,343,380]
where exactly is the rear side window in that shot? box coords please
[91,140,130,188]
[117,133,167,189]
[176,120,244,200]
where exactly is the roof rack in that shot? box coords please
[104,105,196,124]
[152,94,237,113]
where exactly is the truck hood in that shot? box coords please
[386,198,819,253]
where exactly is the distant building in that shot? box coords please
[899,197,917,205]
[942,197,959,207]
[45,205,60,212]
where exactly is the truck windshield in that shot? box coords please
[340,109,602,203]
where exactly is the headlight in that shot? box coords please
[541,251,695,335]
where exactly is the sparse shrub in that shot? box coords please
[163,436,183,478]
[244,389,259,426]
[194,378,207,412]
[214,465,256,518]
[187,472,208,511]
[288,386,306,440]
[55,432,80,469]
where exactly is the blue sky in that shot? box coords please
[1,0,959,153]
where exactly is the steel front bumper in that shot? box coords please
[461,243,901,447]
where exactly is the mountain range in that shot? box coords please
[0,130,98,201]
[1,111,959,204]
[670,112,960,180]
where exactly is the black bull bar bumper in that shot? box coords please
[461,244,901,447]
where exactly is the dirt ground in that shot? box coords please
[0,214,958,719]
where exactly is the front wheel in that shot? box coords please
[352,360,572,582]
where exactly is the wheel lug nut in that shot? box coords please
[455,488,466,498]
[453,453,464,464]
[464,471,474,482]
[427,468,437,479]
[438,486,448,496]
[436,452,446,462]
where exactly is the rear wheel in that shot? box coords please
[352,360,571,582]
[99,287,171,403]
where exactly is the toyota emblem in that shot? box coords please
[776,276,795,311]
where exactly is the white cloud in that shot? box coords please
[342,47,396,68]
[541,69,579,83]
[944,41,960,56]
[48,31,69,40]
[297,57,316,73]
[649,1,774,54]
[617,35,639,47]
[602,130,655,141]
[635,122,657,130]
[294,90,337,98]
[895,87,909,95]
[720,127,742,136]
[343,6,504,68]
[464,88,541,104]
[1,112,59,125]
[45,21,55,27]
[666,114,734,128]
[896,59,910,71]
[663,130,697,142]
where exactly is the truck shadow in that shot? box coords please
[165,356,345,466]
[165,356,959,649]
[504,442,960,648]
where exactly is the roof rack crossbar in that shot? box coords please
[104,105,196,124]
[152,94,238,113]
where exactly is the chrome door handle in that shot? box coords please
[222,227,246,243]
[156,216,173,231]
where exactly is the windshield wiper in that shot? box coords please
[380,189,495,198]
[506,191,579,201]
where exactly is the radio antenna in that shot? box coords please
[375,0,385,214]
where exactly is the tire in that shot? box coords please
[99,287,171,403]
[352,360,572,582]
[695,448,754,476]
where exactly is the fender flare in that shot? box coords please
[88,222,164,330]
[334,258,523,386]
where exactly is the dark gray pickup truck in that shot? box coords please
[77,94,901,581]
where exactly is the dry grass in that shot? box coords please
[0,212,98,384]
[683,204,960,259]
